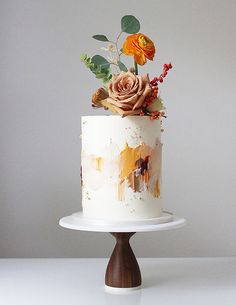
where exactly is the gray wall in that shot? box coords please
[1,0,236,258]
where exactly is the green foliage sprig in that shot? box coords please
[80,15,140,83]
[80,54,112,84]
[92,15,140,42]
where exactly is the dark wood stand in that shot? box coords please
[60,212,186,290]
[105,232,141,288]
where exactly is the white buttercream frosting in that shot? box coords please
[81,115,162,220]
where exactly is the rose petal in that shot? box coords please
[133,76,151,110]
[107,98,133,110]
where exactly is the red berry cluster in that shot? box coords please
[143,87,158,108]
[149,110,166,120]
[150,63,172,90]
[145,63,173,108]
[140,63,172,120]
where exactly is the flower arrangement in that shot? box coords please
[80,15,172,119]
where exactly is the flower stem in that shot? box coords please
[134,60,138,75]
[110,32,123,61]
[116,31,122,43]
[115,31,122,62]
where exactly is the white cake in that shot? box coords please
[81,115,162,220]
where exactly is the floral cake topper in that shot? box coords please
[80,15,172,119]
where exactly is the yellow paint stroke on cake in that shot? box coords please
[118,141,162,200]
[118,180,125,201]
[153,179,161,198]
[95,157,103,171]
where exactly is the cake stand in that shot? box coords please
[59,211,186,293]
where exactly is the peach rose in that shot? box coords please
[106,71,151,116]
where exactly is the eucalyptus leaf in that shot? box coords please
[85,63,93,68]
[92,55,110,68]
[92,35,109,42]
[121,15,140,34]
[117,60,128,72]
[96,73,107,79]
[81,54,112,85]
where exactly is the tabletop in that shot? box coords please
[1,258,236,305]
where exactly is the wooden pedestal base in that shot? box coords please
[105,232,141,288]
[60,213,186,290]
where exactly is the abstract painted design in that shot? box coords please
[118,140,161,200]
[81,139,162,201]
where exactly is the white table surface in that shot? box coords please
[1,258,236,305]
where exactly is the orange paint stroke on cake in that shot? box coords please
[119,143,152,180]
[118,140,162,200]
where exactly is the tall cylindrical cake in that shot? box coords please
[81,115,162,220]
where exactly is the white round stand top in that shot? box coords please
[59,211,186,233]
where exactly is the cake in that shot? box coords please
[81,115,162,220]
[80,15,172,221]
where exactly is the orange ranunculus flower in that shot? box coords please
[122,33,155,66]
